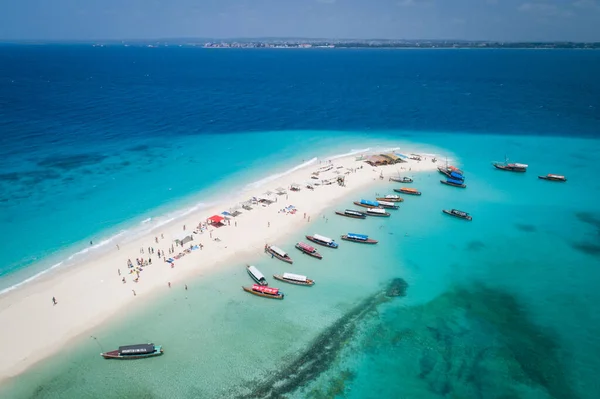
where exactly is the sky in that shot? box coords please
[0,0,599,42]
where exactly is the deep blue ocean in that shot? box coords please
[1,47,600,398]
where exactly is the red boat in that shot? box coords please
[295,242,323,259]
[242,284,284,299]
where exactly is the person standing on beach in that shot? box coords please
[116,244,120,250]
[185,284,188,290]
[52,297,57,305]
[168,282,171,288]
[118,269,121,276]
[132,290,136,296]
[90,241,93,246]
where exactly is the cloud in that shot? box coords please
[518,2,574,17]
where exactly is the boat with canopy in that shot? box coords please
[538,174,567,182]
[389,176,413,183]
[265,245,293,264]
[295,242,323,259]
[376,194,403,202]
[353,199,381,209]
[394,187,421,196]
[246,265,268,286]
[440,178,467,188]
[365,208,391,217]
[334,209,367,219]
[376,200,399,209]
[492,156,528,172]
[341,233,378,244]
[306,234,339,248]
[101,343,164,360]
[242,284,284,299]
[443,209,472,221]
[273,272,315,286]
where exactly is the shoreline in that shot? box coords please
[0,151,438,384]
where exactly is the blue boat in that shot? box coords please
[353,199,381,209]
[450,171,465,181]
[340,233,378,244]
[440,178,466,188]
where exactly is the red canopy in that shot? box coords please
[207,215,225,224]
[252,284,279,295]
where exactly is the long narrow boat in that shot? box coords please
[438,165,464,178]
[394,187,422,196]
[376,194,403,202]
[440,179,466,188]
[366,208,391,217]
[295,242,323,259]
[246,265,268,286]
[341,233,378,244]
[101,344,163,360]
[492,156,527,172]
[335,209,367,219]
[353,199,381,209]
[442,209,472,221]
[306,234,339,248]
[376,200,399,210]
[389,176,413,183]
[273,272,315,286]
[265,245,293,264]
[242,284,284,299]
[538,174,567,182]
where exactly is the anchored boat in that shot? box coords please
[246,265,268,286]
[366,208,391,217]
[295,242,323,259]
[538,174,567,182]
[265,245,293,264]
[341,233,378,244]
[440,178,466,188]
[376,194,404,202]
[335,209,367,219]
[389,176,413,183]
[273,273,315,286]
[443,209,472,221]
[353,199,381,209]
[376,200,399,210]
[492,156,528,172]
[394,187,421,196]
[306,234,339,248]
[242,284,284,299]
[101,343,163,360]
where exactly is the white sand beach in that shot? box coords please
[0,153,438,383]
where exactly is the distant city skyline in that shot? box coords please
[1,0,600,42]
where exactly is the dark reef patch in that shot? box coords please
[386,278,408,297]
[575,212,600,235]
[127,144,150,152]
[571,242,600,257]
[515,223,537,232]
[37,153,108,171]
[234,279,406,399]
[466,240,485,251]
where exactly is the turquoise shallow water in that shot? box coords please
[3,132,599,399]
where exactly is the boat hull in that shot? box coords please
[273,275,315,286]
[389,177,413,183]
[101,347,163,360]
[442,210,472,221]
[393,189,421,196]
[353,201,382,209]
[378,204,399,209]
[538,176,567,182]
[440,180,466,188]
[366,210,391,217]
[376,197,403,202]
[305,235,339,248]
[242,286,284,299]
[265,247,293,264]
[341,235,378,244]
[335,211,366,219]
[295,244,323,259]
[493,164,526,172]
